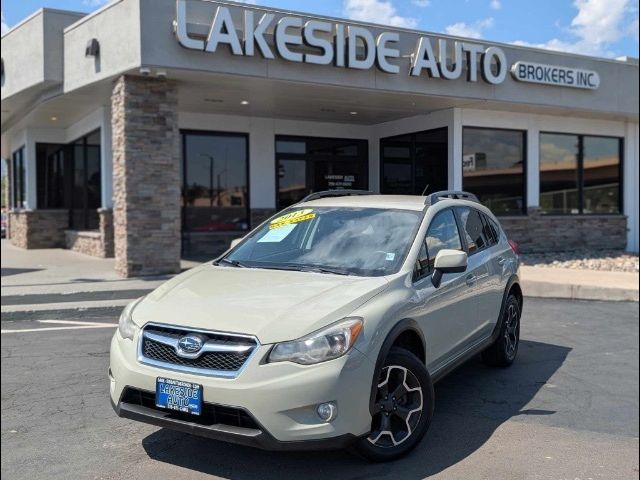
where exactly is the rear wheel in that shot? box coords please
[353,348,434,462]
[482,294,521,367]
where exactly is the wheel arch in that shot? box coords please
[368,319,426,415]
[491,274,523,342]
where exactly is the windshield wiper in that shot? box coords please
[248,264,351,276]
[299,266,352,276]
[214,258,247,268]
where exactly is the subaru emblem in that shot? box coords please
[177,335,204,356]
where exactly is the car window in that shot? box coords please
[457,207,488,255]
[423,209,463,274]
[488,216,501,243]
[480,213,498,246]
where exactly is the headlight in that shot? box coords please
[118,297,144,340]
[269,318,363,365]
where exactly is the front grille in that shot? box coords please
[140,324,257,375]
[121,387,260,429]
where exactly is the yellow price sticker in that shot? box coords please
[269,209,316,229]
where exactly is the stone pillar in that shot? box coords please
[111,75,181,277]
[98,208,114,258]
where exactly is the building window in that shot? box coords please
[462,127,526,215]
[36,143,66,209]
[35,130,102,229]
[276,135,368,209]
[70,130,102,230]
[11,146,26,209]
[381,128,448,196]
[181,131,249,232]
[540,133,622,214]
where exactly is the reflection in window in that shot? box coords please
[540,133,579,214]
[462,128,526,215]
[457,207,488,254]
[228,207,420,277]
[425,209,462,271]
[540,133,621,214]
[182,132,249,232]
[583,136,620,214]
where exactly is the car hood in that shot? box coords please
[132,264,389,344]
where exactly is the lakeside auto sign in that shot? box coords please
[174,1,600,90]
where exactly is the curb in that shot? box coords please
[522,280,639,302]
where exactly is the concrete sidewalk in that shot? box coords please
[1,240,201,319]
[1,239,638,321]
[520,265,639,302]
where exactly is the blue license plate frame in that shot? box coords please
[155,377,202,416]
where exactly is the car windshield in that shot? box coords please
[223,206,422,277]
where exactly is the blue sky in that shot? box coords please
[2,0,639,58]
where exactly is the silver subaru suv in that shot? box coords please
[110,190,522,462]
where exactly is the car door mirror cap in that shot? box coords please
[431,249,468,288]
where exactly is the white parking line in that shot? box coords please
[1,319,117,334]
[39,319,116,326]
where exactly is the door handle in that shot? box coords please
[497,256,506,265]
[465,274,476,286]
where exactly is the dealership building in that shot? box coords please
[1,0,638,277]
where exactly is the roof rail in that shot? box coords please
[425,190,479,206]
[298,189,374,203]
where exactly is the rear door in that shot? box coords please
[454,207,496,344]
[480,213,512,328]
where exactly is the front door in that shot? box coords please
[411,208,478,371]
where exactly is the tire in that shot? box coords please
[353,347,434,462]
[482,294,521,367]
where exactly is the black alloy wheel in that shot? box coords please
[482,293,521,367]
[353,348,434,462]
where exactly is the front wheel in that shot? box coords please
[353,348,434,462]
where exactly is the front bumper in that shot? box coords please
[110,395,360,451]
[109,330,375,447]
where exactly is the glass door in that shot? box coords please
[381,127,448,196]
[276,135,369,209]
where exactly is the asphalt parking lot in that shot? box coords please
[1,298,638,480]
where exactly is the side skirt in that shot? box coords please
[430,333,496,383]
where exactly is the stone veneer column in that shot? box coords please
[111,75,181,277]
[98,208,114,258]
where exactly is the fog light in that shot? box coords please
[316,402,337,422]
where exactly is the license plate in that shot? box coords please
[155,377,202,416]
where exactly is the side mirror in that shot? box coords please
[431,249,467,288]
[230,237,244,249]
